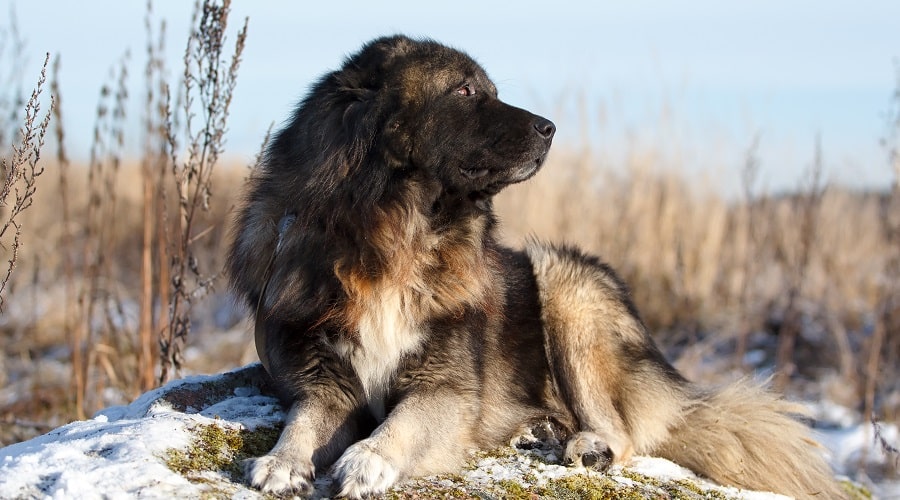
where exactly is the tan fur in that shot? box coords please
[528,242,688,460]
[330,188,499,419]
[335,187,495,334]
[656,380,843,499]
[246,396,360,495]
[526,241,845,499]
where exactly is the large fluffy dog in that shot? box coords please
[228,35,842,498]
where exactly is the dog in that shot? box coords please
[227,35,843,499]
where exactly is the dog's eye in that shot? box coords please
[456,84,475,97]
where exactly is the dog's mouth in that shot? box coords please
[460,153,547,187]
[507,156,545,184]
[465,157,546,211]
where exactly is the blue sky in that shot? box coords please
[6,0,900,192]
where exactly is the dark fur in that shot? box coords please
[228,35,843,499]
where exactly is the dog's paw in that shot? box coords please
[563,431,614,471]
[245,453,315,496]
[332,441,400,499]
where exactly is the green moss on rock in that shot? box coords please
[165,422,282,480]
[164,430,861,500]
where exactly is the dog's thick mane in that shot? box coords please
[231,57,501,347]
[327,178,502,416]
[332,185,500,338]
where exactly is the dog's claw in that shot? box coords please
[564,431,614,471]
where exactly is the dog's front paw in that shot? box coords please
[245,453,315,496]
[563,431,614,471]
[332,441,400,499]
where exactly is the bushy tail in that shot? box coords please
[654,379,845,499]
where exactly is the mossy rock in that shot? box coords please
[165,422,873,499]
[165,422,282,481]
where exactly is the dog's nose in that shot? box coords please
[533,117,556,140]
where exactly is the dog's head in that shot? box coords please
[274,35,555,213]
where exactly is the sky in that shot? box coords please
[4,0,900,193]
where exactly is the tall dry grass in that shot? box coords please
[0,54,52,312]
[160,0,247,384]
[0,0,250,432]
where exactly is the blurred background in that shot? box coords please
[1,0,898,491]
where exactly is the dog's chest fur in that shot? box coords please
[334,284,424,420]
[331,205,493,420]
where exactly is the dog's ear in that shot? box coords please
[333,71,379,170]
[284,66,380,188]
[325,35,419,173]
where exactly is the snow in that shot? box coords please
[1,407,197,498]
[626,457,792,500]
[0,366,284,499]
[0,363,897,499]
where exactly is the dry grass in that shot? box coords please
[161,0,247,384]
[0,0,252,430]
[1,54,52,311]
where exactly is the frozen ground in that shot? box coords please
[0,363,896,499]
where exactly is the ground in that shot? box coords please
[0,364,890,499]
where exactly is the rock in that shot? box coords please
[0,364,863,499]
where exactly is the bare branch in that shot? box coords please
[160,0,248,383]
[0,53,52,312]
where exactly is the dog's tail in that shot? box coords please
[654,379,845,499]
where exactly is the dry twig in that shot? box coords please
[160,0,248,383]
[0,53,52,312]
